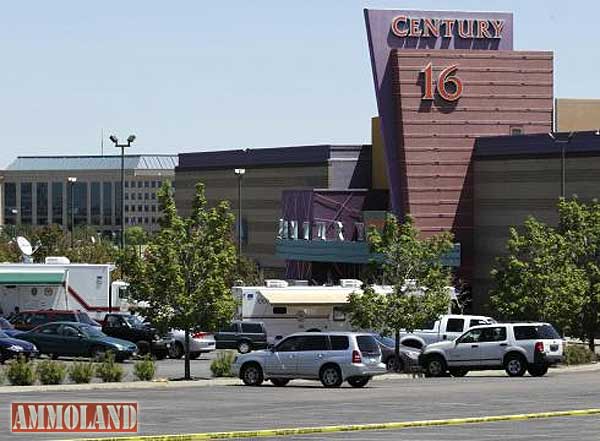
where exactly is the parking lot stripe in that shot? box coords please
[61,408,600,441]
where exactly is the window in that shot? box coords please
[106,316,122,327]
[457,329,483,344]
[61,325,80,337]
[138,192,142,200]
[138,205,143,212]
[103,182,112,225]
[299,335,329,351]
[131,193,136,200]
[332,306,346,322]
[125,205,129,212]
[330,335,349,350]
[144,193,149,200]
[137,181,142,188]
[72,182,88,225]
[137,217,143,224]
[124,181,129,188]
[20,182,33,224]
[144,218,149,224]
[151,205,157,212]
[479,327,507,342]
[151,181,156,188]
[144,181,149,188]
[273,307,287,315]
[275,336,302,352]
[51,182,63,225]
[125,193,129,200]
[36,182,48,225]
[446,318,464,333]
[91,182,101,225]
[151,193,156,200]
[144,205,149,212]
[3,183,17,224]
[39,324,60,335]
[514,325,560,340]
[356,335,380,354]
[241,323,263,334]
[220,323,237,333]
[469,319,489,328]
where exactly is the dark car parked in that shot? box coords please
[102,313,171,359]
[19,322,137,362]
[0,330,38,363]
[0,317,23,338]
[372,334,422,373]
[9,310,101,331]
[214,321,267,354]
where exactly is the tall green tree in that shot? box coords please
[347,214,454,369]
[491,198,600,350]
[126,181,238,379]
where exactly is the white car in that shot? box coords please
[420,322,563,378]
[167,330,216,359]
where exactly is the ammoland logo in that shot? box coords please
[11,402,138,433]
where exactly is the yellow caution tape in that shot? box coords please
[61,408,600,441]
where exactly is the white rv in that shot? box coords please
[233,279,393,343]
[0,257,128,321]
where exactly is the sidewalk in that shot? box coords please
[1,362,597,394]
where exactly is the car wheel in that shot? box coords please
[527,364,548,377]
[424,355,446,377]
[168,342,184,359]
[347,376,371,388]
[270,378,290,387]
[504,353,527,377]
[319,364,343,388]
[136,340,150,356]
[190,352,201,360]
[91,346,107,361]
[241,363,263,386]
[386,356,404,373]
[237,341,252,354]
[449,368,469,377]
[50,353,60,360]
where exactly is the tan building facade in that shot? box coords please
[556,98,600,132]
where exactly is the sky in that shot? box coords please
[0,0,597,168]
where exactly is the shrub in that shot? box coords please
[95,352,124,383]
[210,351,236,377]
[68,360,96,384]
[133,356,156,381]
[6,356,35,386]
[36,360,66,385]
[564,344,596,365]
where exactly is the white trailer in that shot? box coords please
[0,257,128,321]
[233,279,393,343]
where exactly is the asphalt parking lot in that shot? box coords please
[2,367,599,440]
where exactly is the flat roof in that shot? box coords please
[5,155,178,172]
[177,145,369,171]
[474,131,600,160]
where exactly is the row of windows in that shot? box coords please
[124,192,157,201]
[124,205,158,213]
[124,180,162,189]
[125,217,159,225]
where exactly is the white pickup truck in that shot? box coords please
[399,314,495,349]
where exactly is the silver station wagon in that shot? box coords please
[232,332,387,388]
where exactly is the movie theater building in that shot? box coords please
[175,9,600,305]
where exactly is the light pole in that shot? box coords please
[234,168,245,259]
[10,209,18,237]
[548,132,574,198]
[109,134,136,251]
[67,177,77,248]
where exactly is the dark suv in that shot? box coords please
[9,310,101,331]
[102,313,171,359]
[214,321,267,354]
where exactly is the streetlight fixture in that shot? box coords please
[67,177,77,248]
[109,134,136,251]
[548,132,574,198]
[234,168,246,259]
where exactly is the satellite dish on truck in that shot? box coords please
[16,236,33,256]
[16,236,40,263]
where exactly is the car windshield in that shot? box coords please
[356,335,381,354]
[80,325,105,338]
[123,315,144,327]
[372,334,395,348]
[0,318,13,329]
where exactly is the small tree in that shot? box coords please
[127,182,238,379]
[347,214,453,369]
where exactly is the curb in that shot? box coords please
[1,362,598,394]
[60,408,600,441]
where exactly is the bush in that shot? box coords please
[6,356,35,386]
[133,356,156,381]
[210,351,236,377]
[68,360,96,384]
[95,352,124,383]
[36,360,66,385]
[564,344,596,365]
